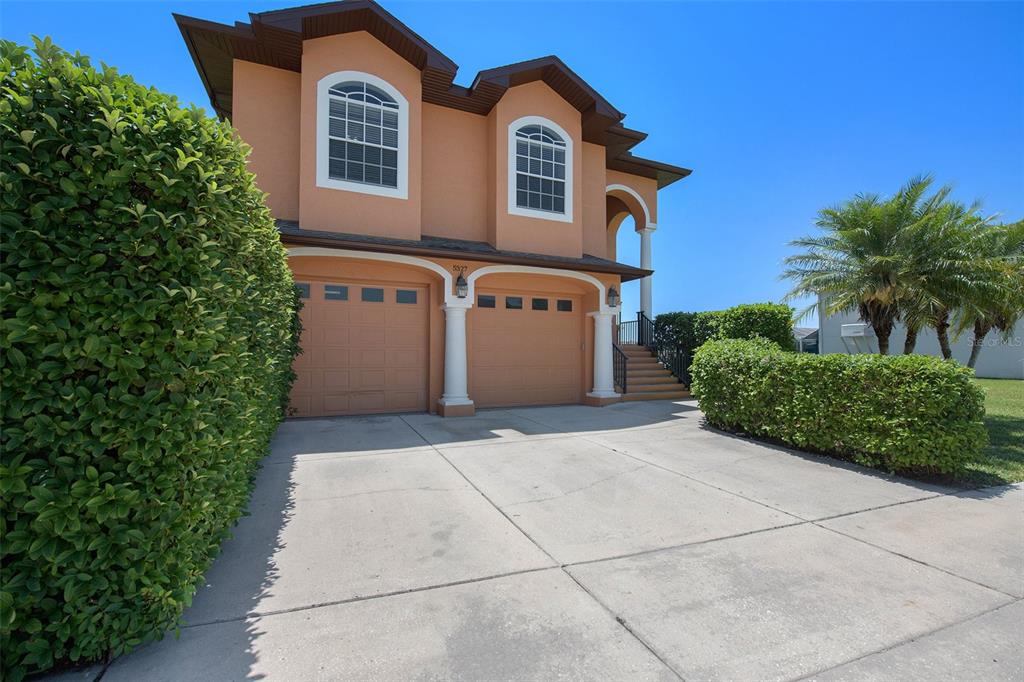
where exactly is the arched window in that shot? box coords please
[316,72,408,199]
[507,116,573,222]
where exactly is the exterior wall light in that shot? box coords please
[453,266,469,298]
[607,286,620,308]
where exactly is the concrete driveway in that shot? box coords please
[99,400,1021,681]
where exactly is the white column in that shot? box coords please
[439,302,473,406]
[639,226,655,317]
[588,309,619,398]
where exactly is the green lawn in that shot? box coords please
[961,378,1024,486]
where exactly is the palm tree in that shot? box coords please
[957,221,1024,368]
[899,200,998,358]
[783,175,948,355]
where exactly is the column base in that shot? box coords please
[438,398,475,418]
[584,392,621,407]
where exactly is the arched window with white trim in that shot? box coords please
[507,116,573,223]
[316,71,408,199]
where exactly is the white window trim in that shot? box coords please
[507,115,573,223]
[316,70,409,200]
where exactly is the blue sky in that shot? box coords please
[3,1,1022,324]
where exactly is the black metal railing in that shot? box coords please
[637,310,692,387]
[637,310,656,349]
[658,344,692,387]
[612,344,628,393]
[618,319,638,345]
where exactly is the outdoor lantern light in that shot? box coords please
[607,287,620,308]
[455,271,468,298]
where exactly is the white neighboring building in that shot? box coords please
[817,295,1024,379]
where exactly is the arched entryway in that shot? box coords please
[465,267,617,408]
[606,184,656,317]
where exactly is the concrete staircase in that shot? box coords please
[616,344,690,401]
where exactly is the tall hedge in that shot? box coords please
[0,39,299,679]
[690,338,987,474]
[715,303,794,349]
[655,303,795,356]
[653,311,698,350]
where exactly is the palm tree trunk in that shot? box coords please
[967,319,991,369]
[875,327,891,355]
[903,326,919,354]
[934,311,953,360]
[871,318,894,355]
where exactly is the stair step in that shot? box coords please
[627,382,686,393]
[621,390,691,402]
[625,374,678,384]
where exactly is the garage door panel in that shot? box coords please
[289,282,428,417]
[319,306,350,325]
[387,307,426,326]
[349,307,387,326]
[323,370,350,391]
[321,347,350,367]
[523,366,573,385]
[351,372,383,392]
[387,348,425,368]
[350,327,386,347]
[386,391,424,411]
[548,349,578,364]
[384,329,424,348]
[350,348,385,366]
[387,367,426,389]
[320,326,350,345]
[322,393,353,413]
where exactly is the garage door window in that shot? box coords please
[325,285,348,301]
[478,295,496,308]
[532,298,549,311]
[556,299,573,312]
[505,296,523,310]
[396,289,417,304]
[361,287,385,302]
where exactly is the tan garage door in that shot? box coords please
[470,290,582,408]
[290,281,428,417]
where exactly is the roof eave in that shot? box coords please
[278,229,651,281]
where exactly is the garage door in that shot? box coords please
[290,281,428,417]
[470,290,582,408]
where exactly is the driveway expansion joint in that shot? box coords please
[788,596,1023,682]
[813,521,1022,600]
[398,413,689,680]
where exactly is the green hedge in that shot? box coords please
[715,303,794,349]
[653,311,698,351]
[655,303,795,356]
[0,39,299,679]
[690,339,988,474]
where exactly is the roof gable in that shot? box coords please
[174,0,691,187]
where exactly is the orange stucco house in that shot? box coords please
[175,0,691,417]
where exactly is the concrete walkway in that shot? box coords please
[94,400,1021,681]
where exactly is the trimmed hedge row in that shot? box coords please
[690,338,987,474]
[654,303,795,356]
[1,39,300,679]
